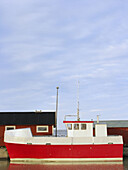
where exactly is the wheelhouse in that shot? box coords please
[63,121,94,137]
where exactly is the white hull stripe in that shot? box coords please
[10,157,123,163]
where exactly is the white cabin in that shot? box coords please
[95,124,107,137]
[63,121,94,137]
[63,121,107,137]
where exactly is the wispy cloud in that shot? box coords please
[90,109,103,112]
[1,0,128,128]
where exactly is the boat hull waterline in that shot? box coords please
[5,143,123,162]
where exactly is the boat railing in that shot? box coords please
[64,115,77,121]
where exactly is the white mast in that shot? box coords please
[55,87,59,137]
[77,81,80,121]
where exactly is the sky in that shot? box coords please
[0,0,128,129]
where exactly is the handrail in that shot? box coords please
[64,115,77,121]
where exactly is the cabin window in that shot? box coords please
[36,126,48,133]
[81,124,86,130]
[5,126,15,130]
[74,124,79,130]
[67,124,72,130]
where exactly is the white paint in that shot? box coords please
[93,136,123,144]
[4,135,123,145]
[66,123,93,137]
[36,126,48,133]
[4,128,123,145]
[5,126,16,130]
[10,157,123,163]
[4,128,32,143]
[95,124,107,137]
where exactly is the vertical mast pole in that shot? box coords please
[77,81,80,121]
[55,87,59,137]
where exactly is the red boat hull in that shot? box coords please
[5,143,123,162]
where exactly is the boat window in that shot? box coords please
[36,126,48,133]
[5,126,15,130]
[67,124,72,130]
[81,124,86,130]
[74,124,79,130]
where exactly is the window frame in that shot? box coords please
[81,123,87,130]
[67,123,72,130]
[74,123,79,130]
[5,126,16,131]
[36,125,48,133]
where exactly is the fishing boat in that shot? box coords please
[4,117,123,162]
[4,87,123,162]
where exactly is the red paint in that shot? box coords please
[63,121,94,123]
[5,143,123,159]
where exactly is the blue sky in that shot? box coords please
[1,0,128,128]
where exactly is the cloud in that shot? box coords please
[1,0,128,128]
[90,109,103,112]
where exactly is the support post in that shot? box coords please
[97,115,99,123]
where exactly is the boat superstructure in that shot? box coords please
[4,86,123,162]
[4,119,123,162]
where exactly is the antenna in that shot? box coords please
[55,87,59,137]
[77,81,80,121]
